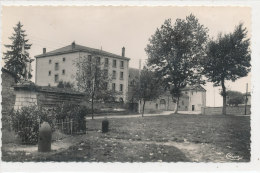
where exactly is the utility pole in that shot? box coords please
[244,83,248,115]
[138,59,141,114]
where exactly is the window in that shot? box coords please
[96,57,101,65]
[120,84,123,92]
[105,58,109,67]
[49,59,52,64]
[88,55,92,62]
[112,83,116,91]
[120,61,124,69]
[182,101,184,105]
[55,63,59,71]
[112,70,116,79]
[54,74,59,83]
[63,57,66,62]
[120,72,124,80]
[62,69,65,75]
[113,60,117,68]
[48,71,51,76]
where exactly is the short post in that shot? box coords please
[102,119,109,133]
[38,122,52,152]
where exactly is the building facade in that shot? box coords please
[127,68,206,113]
[144,85,206,113]
[35,42,130,101]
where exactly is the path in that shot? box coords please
[85,111,175,120]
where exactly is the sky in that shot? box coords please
[1,6,251,107]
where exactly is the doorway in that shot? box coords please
[192,105,195,111]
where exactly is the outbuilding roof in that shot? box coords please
[35,42,130,61]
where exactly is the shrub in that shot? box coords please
[10,106,55,144]
[53,103,89,133]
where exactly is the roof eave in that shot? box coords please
[35,49,130,61]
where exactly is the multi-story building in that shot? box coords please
[35,42,130,101]
[128,68,206,113]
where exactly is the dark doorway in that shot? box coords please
[192,105,195,111]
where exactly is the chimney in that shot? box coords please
[122,47,125,57]
[43,48,46,54]
[72,41,75,49]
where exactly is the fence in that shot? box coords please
[201,105,251,115]
[55,118,86,135]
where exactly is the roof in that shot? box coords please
[181,85,206,92]
[14,82,85,95]
[35,42,130,61]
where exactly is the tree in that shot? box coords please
[132,67,161,117]
[202,24,251,114]
[3,22,32,81]
[223,90,244,106]
[75,55,116,119]
[145,14,208,113]
[57,81,74,89]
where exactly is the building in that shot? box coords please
[128,68,206,113]
[35,42,130,101]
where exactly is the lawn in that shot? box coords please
[2,114,250,162]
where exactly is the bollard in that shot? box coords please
[102,119,109,133]
[38,122,52,152]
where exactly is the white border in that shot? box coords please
[0,1,260,172]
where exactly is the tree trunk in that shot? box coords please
[91,93,94,120]
[174,97,179,114]
[142,100,146,117]
[221,79,227,115]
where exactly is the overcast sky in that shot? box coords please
[1,6,251,106]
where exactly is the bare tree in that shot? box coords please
[75,55,116,119]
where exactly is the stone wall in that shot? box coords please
[13,84,85,110]
[13,90,38,110]
[1,69,17,117]
[201,105,251,115]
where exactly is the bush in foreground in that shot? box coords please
[10,106,55,144]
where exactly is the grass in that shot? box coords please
[2,114,250,162]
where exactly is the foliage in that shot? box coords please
[75,55,118,119]
[202,23,251,114]
[57,81,74,89]
[53,103,89,133]
[3,21,32,81]
[224,90,244,106]
[132,66,162,116]
[10,106,55,144]
[145,14,208,113]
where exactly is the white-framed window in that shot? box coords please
[113,60,117,68]
[120,61,124,69]
[105,58,109,67]
[112,83,116,91]
[54,74,59,83]
[55,63,59,71]
[120,84,123,92]
[112,70,116,79]
[120,72,124,80]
